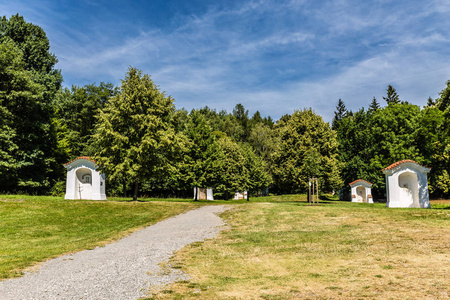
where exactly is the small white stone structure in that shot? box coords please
[349,179,373,203]
[234,191,248,200]
[193,187,214,200]
[382,160,431,208]
[64,156,106,200]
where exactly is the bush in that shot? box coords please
[50,181,66,196]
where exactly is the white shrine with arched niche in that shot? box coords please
[382,160,430,208]
[349,179,373,203]
[64,157,106,200]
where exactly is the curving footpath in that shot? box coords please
[0,205,230,300]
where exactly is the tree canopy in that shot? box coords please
[0,14,62,193]
[333,92,450,198]
[272,108,342,194]
[3,14,450,201]
[92,67,180,200]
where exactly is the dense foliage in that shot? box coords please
[272,108,342,194]
[0,14,62,193]
[92,67,181,200]
[333,84,450,199]
[2,14,450,199]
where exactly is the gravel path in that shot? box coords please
[0,205,230,300]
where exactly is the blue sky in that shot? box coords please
[2,0,450,122]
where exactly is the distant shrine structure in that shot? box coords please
[234,191,248,200]
[349,179,373,203]
[193,187,214,200]
[382,160,431,208]
[64,156,106,200]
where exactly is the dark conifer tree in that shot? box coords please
[332,99,347,130]
[368,97,380,113]
[383,85,400,105]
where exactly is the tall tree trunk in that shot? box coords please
[123,178,127,197]
[133,180,139,201]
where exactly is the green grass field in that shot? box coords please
[0,195,206,279]
[149,198,450,299]
[1,195,449,299]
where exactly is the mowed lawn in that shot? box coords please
[1,195,449,299]
[151,197,450,299]
[0,195,206,279]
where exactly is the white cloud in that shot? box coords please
[229,46,450,122]
[5,0,450,122]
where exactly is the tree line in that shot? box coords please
[333,84,450,199]
[1,15,449,200]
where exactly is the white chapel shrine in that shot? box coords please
[234,190,248,200]
[349,179,373,203]
[64,156,106,200]
[193,187,214,200]
[382,160,431,208]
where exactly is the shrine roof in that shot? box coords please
[349,179,372,186]
[381,160,429,172]
[63,156,96,166]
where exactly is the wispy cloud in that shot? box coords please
[3,0,450,121]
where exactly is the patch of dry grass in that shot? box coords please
[149,200,450,299]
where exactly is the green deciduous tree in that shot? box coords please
[0,39,21,187]
[248,122,275,161]
[0,15,62,193]
[367,103,422,177]
[0,15,59,76]
[365,103,422,194]
[53,82,117,160]
[241,143,272,197]
[212,136,247,198]
[93,67,180,200]
[335,108,371,188]
[436,80,450,111]
[419,81,450,196]
[272,108,342,194]
[0,38,55,192]
[415,107,448,196]
[335,101,426,197]
[177,109,272,200]
[178,109,218,199]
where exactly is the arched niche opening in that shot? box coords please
[398,171,419,207]
[75,168,92,199]
[356,186,367,203]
